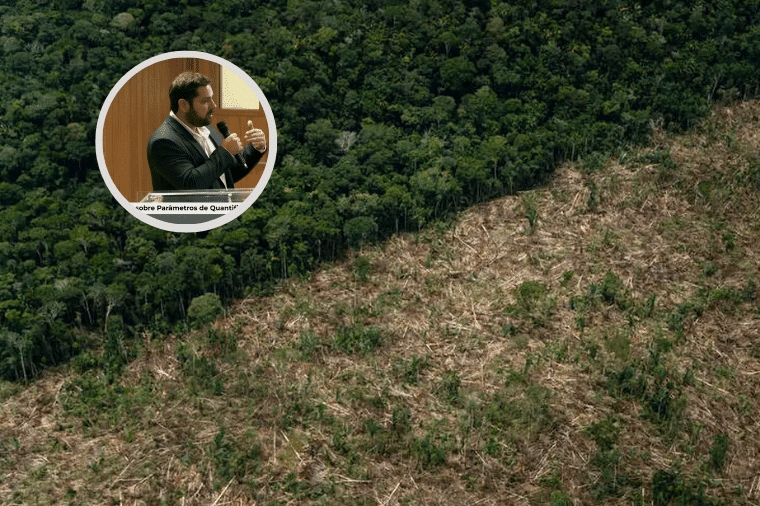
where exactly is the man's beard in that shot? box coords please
[186,106,212,127]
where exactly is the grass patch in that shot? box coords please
[333,324,384,354]
[652,467,723,506]
[394,354,429,385]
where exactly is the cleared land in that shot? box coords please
[3,101,760,505]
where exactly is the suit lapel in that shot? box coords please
[166,116,209,162]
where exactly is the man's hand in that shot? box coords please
[221,133,244,156]
[244,120,267,152]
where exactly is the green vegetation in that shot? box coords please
[3,0,760,381]
[333,324,384,354]
[187,292,224,328]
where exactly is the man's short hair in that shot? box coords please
[169,72,212,113]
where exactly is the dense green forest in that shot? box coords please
[1,0,760,381]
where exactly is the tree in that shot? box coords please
[187,293,223,328]
[303,118,339,165]
[410,167,460,224]
[343,216,378,250]
[440,55,477,96]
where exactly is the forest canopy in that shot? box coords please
[2,0,760,380]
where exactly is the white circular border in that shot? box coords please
[95,51,277,233]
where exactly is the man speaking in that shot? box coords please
[147,71,266,192]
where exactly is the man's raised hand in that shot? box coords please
[244,120,267,152]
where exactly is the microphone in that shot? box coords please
[216,121,248,169]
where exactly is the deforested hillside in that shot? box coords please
[3,101,760,505]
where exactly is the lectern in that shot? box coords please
[138,189,253,203]
[134,189,254,225]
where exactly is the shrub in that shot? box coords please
[333,324,383,354]
[187,293,223,328]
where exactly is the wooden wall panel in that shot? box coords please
[213,109,269,190]
[102,58,270,202]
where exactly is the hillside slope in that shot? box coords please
[2,101,760,505]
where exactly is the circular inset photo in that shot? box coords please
[96,51,277,232]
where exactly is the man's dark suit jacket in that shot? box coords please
[147,115,266,192]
